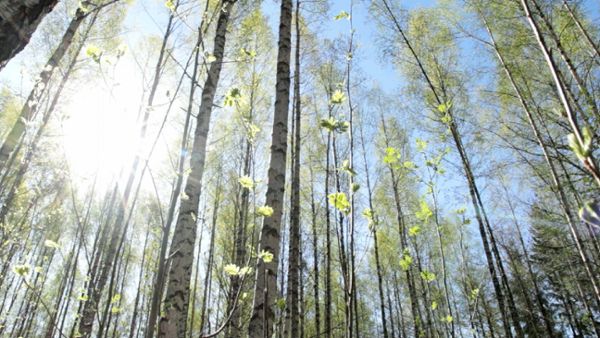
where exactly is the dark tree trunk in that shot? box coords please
[0,0,58,70]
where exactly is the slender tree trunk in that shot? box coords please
[561,0,600,64]
[359,122,388,338]
[145,6,208,334]
[308,162,320,337]
[199,178,222,335]
[248,0,292,336]
[482,9,600,315]
[519,0,600,186]
[378,2,518,335]
[380,115,422,335]
[0,7,88,173]
[0,6,96,222]
[285,0,301,334]
[159,1,237,336]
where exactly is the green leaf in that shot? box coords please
[444,315,453,323]
[224,88,242,107]
[362,208,373,220]
[320,118,336,131]
[440,113,452,125]
[111,306,122,314]
[165,0,176,11]
[403,161,416,169]
[579,199,600,229]
[238,176,254,189]
[339,160,357,176]
[330,90,346,105]
[257,206,273,217]
[205,54,217,63]
[328,192,350,214]
[431,301,438,310]
[437,102,452,114]
[224,264,253,276]
[415,138,428,152]
[415,199,433,222]
[246,123,260,142]
[408,225,421,237]
[258,250,274,263]
[470,288,479,301]
[320,118,348,133]
[351,183,360,192]
[240,47,257,59]
[224,264,241,276]
[334,10,351,20]
[383,147,400,164]
[85,45,102,63]
[13,264,30,276]
[420,270,436,283]
[44,239,61,249]
[111,294,121,304]
[78,0,91,13]
[400,250,412,271]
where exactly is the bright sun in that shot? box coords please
[60,69,142,192]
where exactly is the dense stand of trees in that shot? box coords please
[0,0,600,337]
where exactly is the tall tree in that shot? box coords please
[158,0,238,336]
[248,0,293,336]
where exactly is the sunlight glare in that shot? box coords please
[61,72,142,192]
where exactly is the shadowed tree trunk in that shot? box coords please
[0,0,58,70]
[0,6,87,174]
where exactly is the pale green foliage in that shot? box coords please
[339,159,357,176]
[409,225,421,237]
[400,249,413,271]
[420,270,436,282]
[568,127,593,161]
[257,205,273,217]
[470,288,480,301]
[238,175,254,189]
[224,88,242,107]
[415,138,428,152]
[415,199,433,222]
[78,0,91,13]
[44,239,61,249]
[320,117,349,133]
[165,0,176,12]
[224,264,253,276]
[383,147,401,164]
[224,264,241,276]
[329,192,350,214]
[334,11,351,20]
[111,294,121,303]
[330,90,346,104]
[240,47,257,59]
[85,45,102,63]
[258,250,274,263]
[13,264,30,276]
[245,121,261,143]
